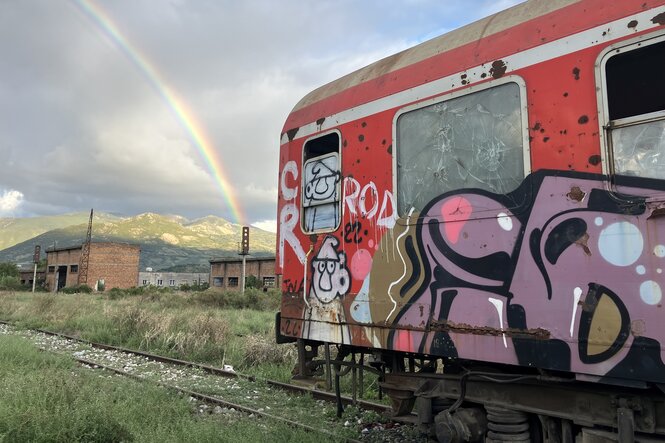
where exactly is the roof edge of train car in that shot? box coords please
[281,0,579,134]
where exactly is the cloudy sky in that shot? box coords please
[0,0,523,231]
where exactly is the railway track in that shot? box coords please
[0,321,416,442]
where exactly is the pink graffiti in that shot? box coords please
[440,196,472,244]
[350,248,373,280]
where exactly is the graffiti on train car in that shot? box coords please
[357,171,665,382]
[280,158,665,382]
[302,236,352,344]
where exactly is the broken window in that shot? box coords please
[396,82,525,215]
[228,277,239,287]
[70,265,78,273]
[302,132,341,232]
[605,39,665,179]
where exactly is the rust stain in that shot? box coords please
[627,19,639,29]
[361,121,367,128]
[575,232,592,256]
[387,144,393,155]
[588,155,601,166]
[567,186,586,202]
[430,320,551,340]
[489,60,507,79]
[652,13,665,25]
[532,122,542,131]
[286,127,299,141]
[648,207,665,219]
[316,117,325,126]
[572,67,581,80]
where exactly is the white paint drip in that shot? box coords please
[302,245,314,309]
[488,297,507,348]
[386,208,415,321]
[570,287,583,337]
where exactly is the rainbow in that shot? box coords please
[71,0,246,225]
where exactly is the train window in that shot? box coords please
[302,132,341,232]
[396,82,525,214]
[605,39,665,179]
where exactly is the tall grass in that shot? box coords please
[0,290,296,376]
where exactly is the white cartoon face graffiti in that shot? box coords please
[310,236,350,304]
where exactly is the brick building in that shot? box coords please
[209,256,279,290]
[18,268,45,288]
[46,242,140,292]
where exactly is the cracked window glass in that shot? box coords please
[302,153,341,232]
[612,120,665,179]
[606,39,665,181]
[396,82,524,215]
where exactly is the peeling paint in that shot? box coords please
[652,12,665,25]
[286,127,299,141]
[567,186,586,202]
[490,60,507,79]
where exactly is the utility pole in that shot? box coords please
[239,226,250,293]
[78,209,93,286]
[32,245,40,293]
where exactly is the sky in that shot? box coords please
[0,0,524,232]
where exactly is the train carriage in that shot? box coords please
[276,1,665,441]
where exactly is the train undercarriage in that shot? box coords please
[292,339,665,443]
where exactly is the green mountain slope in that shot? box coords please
[0,212,120,251]
[0,213,276,270]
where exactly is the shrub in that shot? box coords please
[0,262,19,278]
[0,275,23,291]
[107,287,125,300]
[245,275,261,289]
[60,284,93,294]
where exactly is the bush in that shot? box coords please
[245,275,261,289]
[188,288,280,311]
[107,287,125,299]
[0,262,19,278]
[60,284,93,294]
[0,275,23,291]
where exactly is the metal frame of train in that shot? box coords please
[275,1,665,441]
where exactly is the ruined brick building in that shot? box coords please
[46,242,140,291]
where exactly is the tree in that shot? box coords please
[245,275,261,289]
[0,262,19,278]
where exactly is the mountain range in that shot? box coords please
[0,212,276,272]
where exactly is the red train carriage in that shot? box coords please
[276,1,665,441]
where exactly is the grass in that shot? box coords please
[0,290,295,379]
[0,289,382,397]
[0,334,331,442]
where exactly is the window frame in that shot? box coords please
[595,29,665,178]
[300,129,343,234]
[391,75,531,217]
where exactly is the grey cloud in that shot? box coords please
[0,0,524,223]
